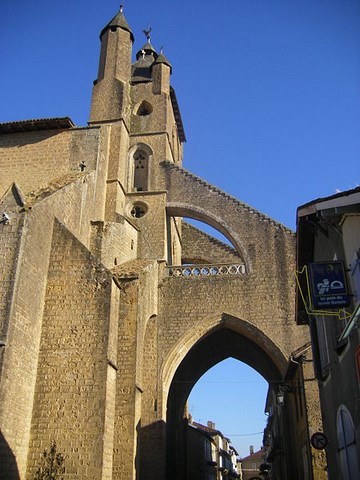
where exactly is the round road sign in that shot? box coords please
[311,432,328,450]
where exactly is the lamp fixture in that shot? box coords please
[277,391,285,406]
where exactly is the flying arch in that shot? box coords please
[166,203,251,271]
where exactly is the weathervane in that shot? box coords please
[143,26,152,42]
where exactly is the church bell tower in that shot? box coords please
[89,6,186,263]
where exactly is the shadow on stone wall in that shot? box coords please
[0,430,20,479]
[138,420,167,480]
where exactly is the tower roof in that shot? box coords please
[135,40,157,61]
[153,51,172,74]
[132,40,158,84]
[100,6,134,42]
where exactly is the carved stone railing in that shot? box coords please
[167,263,246,277]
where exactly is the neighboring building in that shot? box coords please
[239,447,265,480]
[296,187,360,479]
[186,422,218,480]
[262,339,316,480]
[187,420,240,480]
[0,5,323,480]
[263,389,285,480]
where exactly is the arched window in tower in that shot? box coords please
[133,149,149,191]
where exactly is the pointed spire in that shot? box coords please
[90,5,133,122]
[134,25,157,60]
[100,5,134,42]
[153,47,172,74]
[136,39,157,61]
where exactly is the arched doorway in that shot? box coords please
[165,325,284,480]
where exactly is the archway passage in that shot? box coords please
[188,358,268,458]
[166,327,283,480]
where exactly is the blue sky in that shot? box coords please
[188,359,268,458]
[2,0,360,458]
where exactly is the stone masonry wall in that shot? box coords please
[181,222,243,265]
[112,259,160,480]
[162,162,294,272]
[0,170,105,478]
[130,80,180,167]
[151,163,311,412]
[158,274,308,387]
[112,277,139,480]
[125,192,167,260]
[0,187,25,477]
[0,127,100,199]
[91,220,139,270]
[0,186,24,352]
[26,219,112,480]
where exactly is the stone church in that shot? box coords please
[0,6,325,480]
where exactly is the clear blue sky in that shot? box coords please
[188,359,268,458]
[2,0,360,458]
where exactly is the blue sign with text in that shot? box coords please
[309,261,350,309]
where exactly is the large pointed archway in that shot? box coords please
[165,318,286,480]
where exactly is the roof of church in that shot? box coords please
[131,54,157,84]
[170,88,186,142]
[136,40,158,60]
[0,117,75,134]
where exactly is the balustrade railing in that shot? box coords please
[167,263,246,277]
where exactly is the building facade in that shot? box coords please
[239,447,266,480]
[0,6,324,480]
[296,187,360,479]
[187,419,240,480]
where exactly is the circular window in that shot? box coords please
[129,202,148,219]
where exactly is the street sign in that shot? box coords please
[309,261,350,309]
[311,432,328,450]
